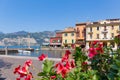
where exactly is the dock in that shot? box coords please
[0,48,34,54]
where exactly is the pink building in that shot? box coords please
[49,32,62,47]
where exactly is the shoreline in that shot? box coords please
[0,55,61,61]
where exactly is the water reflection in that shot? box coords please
[8,50,74,58]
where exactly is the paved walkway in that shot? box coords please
[0,55,60,80]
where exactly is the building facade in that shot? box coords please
[75,23,86,47]
[86,19,120,50]
[62,27,76,48]
[49,32,62,47]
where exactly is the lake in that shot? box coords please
[0,46,73,58]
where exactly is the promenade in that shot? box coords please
[0,55,60,80]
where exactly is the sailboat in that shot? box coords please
[18,34,31,54]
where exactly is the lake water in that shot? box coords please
[0,46,67,58]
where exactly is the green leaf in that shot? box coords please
[38,72,46,76]
[115,60,120,67]
[93,75,99,80]
[43,59,54,73]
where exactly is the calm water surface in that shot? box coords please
[0,46,66,58]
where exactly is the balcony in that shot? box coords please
[102,37,108,39]
[116,29,120,33]
[88,31,93,34]
[102,29,108,33]
[110,37,114,40]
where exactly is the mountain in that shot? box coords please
[0,30,56,45]
[0,31,4,34]
[11,31,28,35]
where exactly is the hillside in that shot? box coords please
[0,31,56,46]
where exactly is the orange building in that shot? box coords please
[75,23,86,47]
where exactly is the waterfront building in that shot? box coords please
[49,32,62,47]
[75,23,86,47]
[61,27,76,48]
[86,18,120,50]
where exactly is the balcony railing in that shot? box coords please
[102,37,107,39]
[117,29,120,33]
[88,31,93,34]
[102,29,108,33]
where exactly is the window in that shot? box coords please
[104,33,107,39]
[97,34,99,39]
[111,33,114,38]
[65,40,67,43]
[111,25,114,29]
[77,28,79,32]
[72,39,74,44]
[97,27,99,30]
[71,33,74,36]
[58,40,60,43]
[103,42,107,47]
[104,26,107,31]
[52,40,56,43]
[90,34,92,39]
[110,41,115,48]
[77,33,79,37]
[90,27,92,32]
[82,32,84,37]
[64,33,67,36]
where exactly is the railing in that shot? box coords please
[117,29,120,33]
[88,31,93,34]
[102,29,108,33]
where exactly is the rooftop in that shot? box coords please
[61,27,76,33]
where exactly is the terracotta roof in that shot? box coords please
[61,27,76,33]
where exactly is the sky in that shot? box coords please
[0,0,120,33]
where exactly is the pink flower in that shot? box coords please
[70,60,75,68]
[65,50,71,56]
[61,67,68,78]
[56,63,64,74]
[14,60,33,80]
[61,50,71,62]
[88,48,97,58]
[16,78,20,80]
[92,40,99,46]
[50,75,56,79]
[61,55,69,62]
[38,54,47,61]
[82,62,88,66]
[65,61,71,70]
[56,62,69,78]
[14,65,21,74]
[25,59,32,67]
[25,72,33,80]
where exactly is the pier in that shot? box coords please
[0,48,34,54]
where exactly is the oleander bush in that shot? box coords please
[14,35,120,80]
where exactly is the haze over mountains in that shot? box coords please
[0,30,60,46]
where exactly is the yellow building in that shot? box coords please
[75,23,86,47]
[86,19,120,50]
[62,27,76,48]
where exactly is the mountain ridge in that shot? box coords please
[0,30,60,45]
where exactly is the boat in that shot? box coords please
[18,33,32,54]
[18,50,31,54]
[35,48,40,51]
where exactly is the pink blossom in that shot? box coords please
[50,75,56,79]
[88,48,97,58]
[38,54,47,61]
[70,60,75,68]
[25,59,32,67]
